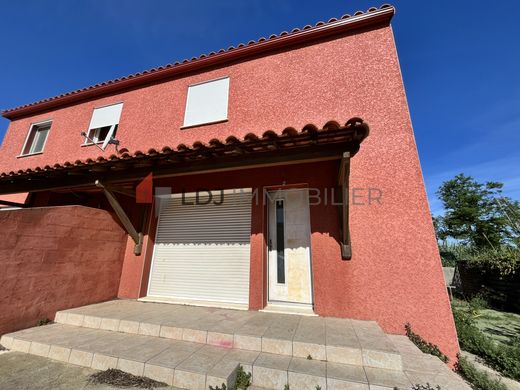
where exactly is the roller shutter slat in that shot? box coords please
[148,189,252,305]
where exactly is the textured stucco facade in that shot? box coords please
[0,12,459,363]
[0,206,127,335]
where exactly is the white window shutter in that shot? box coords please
[183,77,229,127]
[89,103,123,130]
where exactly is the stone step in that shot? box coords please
[53,299,402,370]
[0,323,413,389]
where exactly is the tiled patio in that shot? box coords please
[0,299,470,389]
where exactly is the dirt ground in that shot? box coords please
[0,351,172,390]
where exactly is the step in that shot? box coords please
[53,299,402,370]
[0,323,414,389]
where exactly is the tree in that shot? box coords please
[435,174,519,248]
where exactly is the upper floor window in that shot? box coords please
[183,77,229,128]
[84,102,123,145]
[20,121,51,156]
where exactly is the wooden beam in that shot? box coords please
[105,185,135,198]
[338,151,352,260]
[0,142,363,196]
[95,180,143,255]
[0,200,26,208]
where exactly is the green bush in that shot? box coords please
[439,244,520,276]
[405,323,449,363]
[453,309,520,380]
[456,356,507,390]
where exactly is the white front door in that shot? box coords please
[267,188,313,305]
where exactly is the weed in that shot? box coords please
[404,323,449,363]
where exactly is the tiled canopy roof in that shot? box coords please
[2,5,394,119]
[0,118,369,184]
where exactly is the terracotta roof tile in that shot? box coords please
[0,119,369,179]
[2,5,394,118]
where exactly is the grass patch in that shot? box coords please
[453,299,520,346]
[456,356,507,390]
[88,369,167,389]
[453,308,520,380]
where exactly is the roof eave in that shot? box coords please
[2,6,394,120]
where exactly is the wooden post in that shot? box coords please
[338,152,352,260]
[95,180,143,255]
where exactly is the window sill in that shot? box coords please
[17,152,43,158]
[180,119,228,130]
[81,142,104,147]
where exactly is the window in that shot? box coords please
[183,77,229,127]
[275,199,285,284]
[20,121,51,156]
[84,102,123,145]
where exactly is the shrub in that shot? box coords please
[235,365,251,389]
[209,365,251,390]
[456,356,507,390]
[37,318,52,326]
[453,309,520,380]
[405,323,449,363]
[438,244,520,276]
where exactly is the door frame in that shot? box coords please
[266,187,314,307]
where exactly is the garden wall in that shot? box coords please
[0,206,127,336]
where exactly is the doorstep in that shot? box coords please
[139,296,249,311]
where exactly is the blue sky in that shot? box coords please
[0,0,519,214]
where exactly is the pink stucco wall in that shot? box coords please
[3,25,410,173]
[0,206,127,336]
[0,23,459,362]
[119,161,459,364]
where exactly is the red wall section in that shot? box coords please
[0,206,127,335]
[3,25,400,174]
[122,160,459,363]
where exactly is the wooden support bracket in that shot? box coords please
[0,200,27,208]
[338,152,352,260]
[95,180,143,255]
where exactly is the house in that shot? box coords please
[0,5,459,364]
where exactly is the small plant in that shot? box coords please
[315,385,322,390]
[468,294,488,317]
[404,323,449,363]
[210,366,251,390]
[209,384,227,390]
[307,354,313,360]
[37,318,52,326]
[456,355,507,390]
[284,384,290,390]
[235,365,251,389]
[412,384,441,390]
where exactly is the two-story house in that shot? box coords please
[0,5,459,363]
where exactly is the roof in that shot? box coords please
[2,5,395,120]
[0,118,369,195]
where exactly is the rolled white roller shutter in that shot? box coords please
[148,189,252,305]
